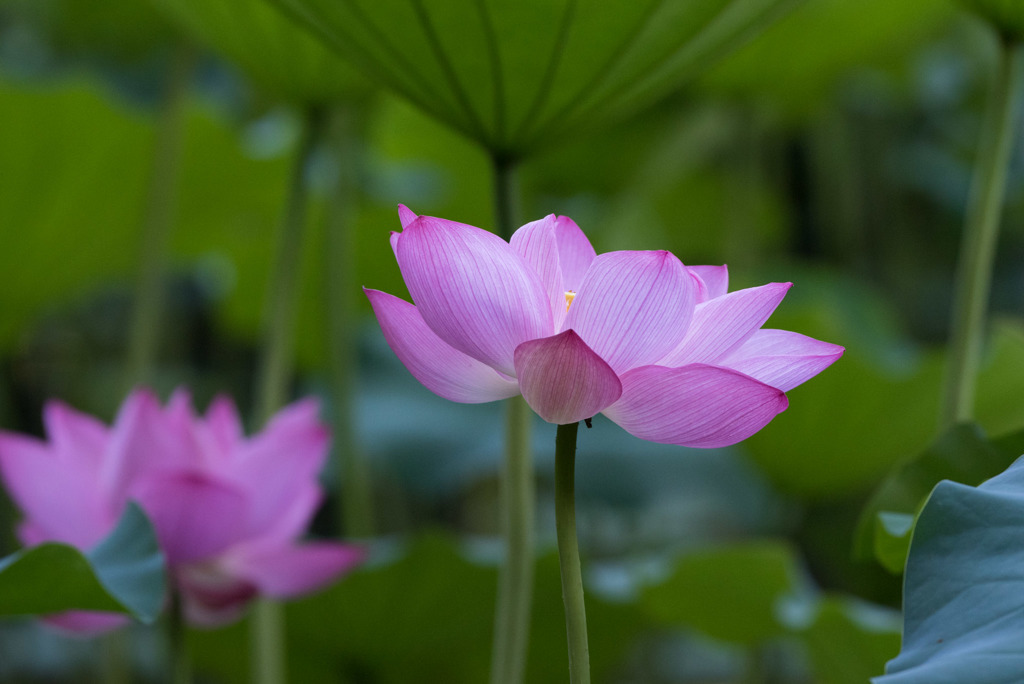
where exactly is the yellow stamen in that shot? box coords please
[564,290,576,312]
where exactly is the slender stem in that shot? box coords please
[124,43,194,392]
[488,153,535,684]
[169,592,190,684]
[554,422,589,684]
[941,37,1024,427]
[248,105,326,684]
[324,104,375,537]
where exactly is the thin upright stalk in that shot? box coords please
[124,44,194,391]
[488,154,535,684]
[249,105,326,684]
[554,421,589,684]
[941,37,1024,427]
[169,592,190,684]
[324,104,375,537]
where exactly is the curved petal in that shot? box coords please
[43,611,130,636]
[564,250,696,373]
[397,203,417,229]
[224,540,366,598]
[0,433,113,548]
[397,215,552,375]
[720,329,845,391]
[42,401,108,467]
[129,472,249,564]
[176,564,257,627]
[602,364,788,448]
[688,265,729,301]
[205,395,244,455]
[366,289,521,403]
[659,282,792,367]
[514,330,622,424]
[510,214,596,328]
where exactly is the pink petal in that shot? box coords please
[564,250,696,373]
[688,265,729,301]
[42,401,107,467]
[658,282,792,367]
[175,564,257,627]
[129,471,249,564]
[224,541,366,598]
[510,214,596,328]
[396,215,552,375]
[602,364,788,447]
[205,395,244,455]
[366,288,521,403]
[513,330,622,424]
[228,399,330,538]
[0,433,112,548]
[389,231,401,261]
[43,611,130,636]
[100,390,200,505]
[397,203,417,229]
[720,329,845,391]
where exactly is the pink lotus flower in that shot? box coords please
[366,208,843,446]
[0,389,364,633]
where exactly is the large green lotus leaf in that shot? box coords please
[150,0,367,104]
[0,502,165,622]
[701,0,956,117]
[271,0,801,153]
[641,541,802,645]
[855,422,1024,573]
[187,534,646,683]
[874,455,1024,683]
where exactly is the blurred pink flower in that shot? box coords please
[0,390,364,633]
[366,207,843,446]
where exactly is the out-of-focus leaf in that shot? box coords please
[799,597,900,684]
[702,0,956,116]
[641,541,801,645]
[0,503,165,622]
[874,455,1024,682]
[271,0,802,152]
[188,534,646,683]
[854,422,1023,573]
[150,0,367,103]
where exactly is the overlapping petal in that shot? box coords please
[658,282,792,367]
[510,214,596,328]
[720,329,845,391]
[396,215,552,375]
[565,250,696,373]
[602,364,788,447]
[366,288,521,403]
[224,541,366,598]
[514,330,622,424]
[688,265,729,301]
[42,401,107,465]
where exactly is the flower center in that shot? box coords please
[564,290,576,312]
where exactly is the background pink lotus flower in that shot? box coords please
[0,389,364,633]
[366,207,843,446]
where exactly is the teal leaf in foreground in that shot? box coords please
[875,454,1024,682]
[0,502,166,623]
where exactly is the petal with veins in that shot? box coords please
[602,364,788,447]
[366,288,521,402]
[565,250,695,373]
[514,330,622,424]
[720,329,845,391]
[397,215,552,375]
[688,265,729,301]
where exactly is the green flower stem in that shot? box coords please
[489,154,535,684]
[124,43,194,391]
[249,105,326,684]
[324,104,375,537]
[554,421,590,684]
[169,592,190,684]
[941,37,1024,427]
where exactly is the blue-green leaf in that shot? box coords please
[0,502,166,623]
[875,454,1024,682]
